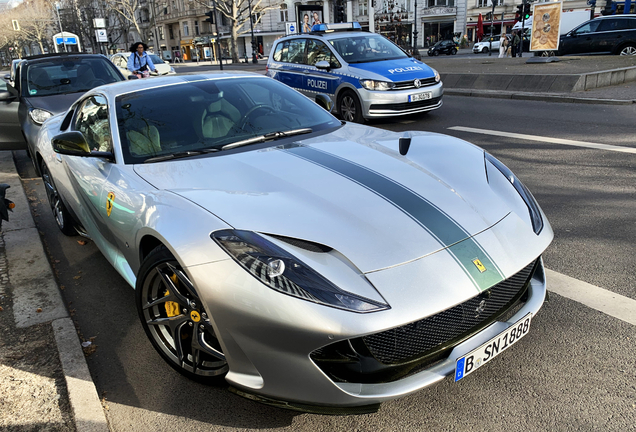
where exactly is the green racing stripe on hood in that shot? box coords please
[282,145,505,292]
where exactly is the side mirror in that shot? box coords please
[315,60,331,71]
[3,73,9,81]
[315,94,333,112]
[128,74,139,80]
[0,91,16,102]
[52,132,115,160]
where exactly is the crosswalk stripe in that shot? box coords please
[448,126,636,154]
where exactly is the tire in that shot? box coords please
[338,90,364,123]
[433,50,440,56]
[40,162,77,236]
[136,246,228,382]
[482,47,489,54]
[619,44,636,56]
[451,48,457,55]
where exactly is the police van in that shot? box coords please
[266,22,443,123]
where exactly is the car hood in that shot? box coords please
[25,92,83,114]
[348,57,435,82]
[133,124,512,273]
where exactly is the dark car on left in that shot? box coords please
[0,53,126,159]
[427,40,458,56]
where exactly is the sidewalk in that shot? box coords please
[0,152,108,432]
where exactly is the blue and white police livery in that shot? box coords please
[267,22,443,123]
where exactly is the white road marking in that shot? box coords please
[547,269,636,326]
[448,126,636,154]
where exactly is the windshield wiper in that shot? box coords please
[221,128,313,151]
[143,148,218,163]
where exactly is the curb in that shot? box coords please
[0,152,109,432]
[444,88,635,105]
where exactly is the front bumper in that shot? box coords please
[357,81,444,118]
[187,221,551,408]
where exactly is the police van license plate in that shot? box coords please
[409,92,432,102]
[454,313,532,382]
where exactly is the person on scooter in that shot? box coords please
[128,42,158,78]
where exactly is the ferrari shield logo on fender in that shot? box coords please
[473,259,487,273]
[106,192,115,217]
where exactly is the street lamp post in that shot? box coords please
[488,0,495,57]
[413,0,418,55]
[213,0,223,70]
[55,2,68,52]
[248,0,258,63]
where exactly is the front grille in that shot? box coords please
[393,77,438,90]
[370,96,442,112]
[361,259,538,365]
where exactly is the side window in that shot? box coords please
[273,42,285,62]
[287,38,306,64]
[598,19,621,32]
[575,21,600,34]
[306,40,341,68]
[74,95,113,153]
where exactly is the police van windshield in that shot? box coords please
[330,35,407,64]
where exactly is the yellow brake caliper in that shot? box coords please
[164,273,181,317]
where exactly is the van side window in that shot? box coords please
[306,40,341,69]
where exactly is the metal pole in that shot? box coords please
[248,0,258,63]
[488,1,495,56]
[213,0,223,70]
[519,0,526,57]
[55,3,68,52]
[413,0,418,54]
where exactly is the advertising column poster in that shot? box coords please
[530,2,562,52]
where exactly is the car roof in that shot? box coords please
[89,72,265,99]
[278,30,378,42]
[22,52,109,64]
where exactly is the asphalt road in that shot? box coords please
[17,95,636,431]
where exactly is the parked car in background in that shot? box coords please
[473,36,501,54]
[110,52,176,76]
[267,22,443,123]
[0,52,125,156]
[427,40,458,56]
[558,15,636,56]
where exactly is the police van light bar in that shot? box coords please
[312,22,362,33]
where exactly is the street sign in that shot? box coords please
[95,29,108,43]
[55,36,78,45]
[12,20,19,31]
[286,22,297,35]
[93,18,106,28]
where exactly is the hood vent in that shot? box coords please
[268,234,333,253]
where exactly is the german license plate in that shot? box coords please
[454,313,532,382]
[409,92,432,102]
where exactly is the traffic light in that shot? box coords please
[515,5,523,21]
[523,3,531,20]
[204,11,215,24]
[335,1,346,22]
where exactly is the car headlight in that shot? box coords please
[29,108,53,125]
[360,79,395,91]
[485,153,544,235]
[432,68,441,83]
[212,229,389,313]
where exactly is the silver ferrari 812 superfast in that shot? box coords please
[34,72,553,413]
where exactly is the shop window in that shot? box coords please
[195,21,200,35]
[359,0,368,15]
[183,22,189,36]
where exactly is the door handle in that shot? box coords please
[303,70,310,74]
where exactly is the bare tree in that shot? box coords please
[16,0,56,53]
[193,0,281,62]
[104,0,143,43]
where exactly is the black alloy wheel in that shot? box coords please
[433,50,440,56]
[451,48,457,55]
[136,246,228,382]
[40,162,77,236]
[339,90,364,123]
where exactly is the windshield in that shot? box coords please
[329,35,407,64]
[24,57,122,97]
[116,77,340,164]
[149,54,164,64]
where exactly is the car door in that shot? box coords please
[302,39,341,98]
[271,38,307,92]
[594,18,632,53]
[561,20,601,55]
[0,65,26,150]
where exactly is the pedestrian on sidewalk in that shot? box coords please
[511,31,520,58]
[499,33,508,58]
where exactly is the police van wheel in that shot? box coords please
[339,91,363,123]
